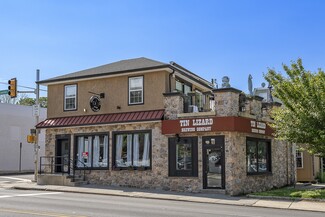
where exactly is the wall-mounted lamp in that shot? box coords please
[117,106,121,109]
[88,91,105,98]
[83,108,87,113]
[176,133,181,142]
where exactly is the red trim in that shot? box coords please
[162,116,274,136]
[36,109,164,128]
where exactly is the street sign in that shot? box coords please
[0,90,9,95]
[33,104,40,116]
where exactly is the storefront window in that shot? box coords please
[76,134,108,168]
[113,131,151,169]
[246,138,271,174]
[176,143,192,171]
[169,137,198,177]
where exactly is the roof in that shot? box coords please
[38,57,169,84]
[38,57,213,89]
[36,109,164,128]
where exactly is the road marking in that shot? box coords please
[1,176,32,182]
[0,181,10,183]
[0,192,63,199]
[0,208,87,217]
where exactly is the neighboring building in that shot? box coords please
[296,149,323,182]
[36,57,295,195]
[0,103,46,173]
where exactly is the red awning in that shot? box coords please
[36,110,164,128]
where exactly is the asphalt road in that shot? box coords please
[0,188,324,217]
[0,174,324,217]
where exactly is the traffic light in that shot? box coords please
[8,78,17,98]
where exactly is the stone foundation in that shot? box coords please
[44,122,294,195]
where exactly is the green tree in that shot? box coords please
[18,97,35,106]
[18,96,47,108]
[264,59,325,155]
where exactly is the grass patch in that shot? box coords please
[251,187,325,199]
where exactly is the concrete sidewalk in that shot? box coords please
[2,181,325,213]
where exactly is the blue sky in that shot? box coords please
[1,0,325,97]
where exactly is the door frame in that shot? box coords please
[55,134,71,173]
[202,136,225,189]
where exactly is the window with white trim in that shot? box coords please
[64,84,77,110]
[296,150,303,168]
[129,76,143,104]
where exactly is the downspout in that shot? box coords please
[169,68,175,93]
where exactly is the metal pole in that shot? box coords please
[34,69,40,182]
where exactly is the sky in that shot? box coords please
[1,0,325,98]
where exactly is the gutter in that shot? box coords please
[169,61,214,89]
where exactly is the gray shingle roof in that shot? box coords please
[38,57,169,84]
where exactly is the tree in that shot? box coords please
[18,96,47,108]
[264,58,325,156]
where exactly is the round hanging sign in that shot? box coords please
[90,96,101,112]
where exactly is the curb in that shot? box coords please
[9,185,325,213]
[247,194,325,202]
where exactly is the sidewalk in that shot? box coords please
[2,181,325,213]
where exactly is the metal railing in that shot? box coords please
[39,156,89,182]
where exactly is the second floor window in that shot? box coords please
[64,84,77,111]
[129,76,143,105]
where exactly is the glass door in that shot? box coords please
[206,148,222,188]
[55,138,70,173]
[202,136,225,189]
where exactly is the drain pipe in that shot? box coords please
[168,67,175,92]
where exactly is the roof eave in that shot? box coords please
[38,64,172,86]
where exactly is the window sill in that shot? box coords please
[75,167,109,170]
[247,172,273,176]
[113,166,151,171]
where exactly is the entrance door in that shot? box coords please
[55,138,70,173]
[202,136,225,189]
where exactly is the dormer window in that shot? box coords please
[129,76,143,105]
[64,84,77,111]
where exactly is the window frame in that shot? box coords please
[74,133,109,170]
[128,76,144,105]
[296,150,304,169]
[246,137,272,175]
[168,136,198,177]
[64,84,77,111]
[112,130,152,170]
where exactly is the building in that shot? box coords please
[0,103,46,173]
[296,149,324,183]
[36,57,295,195]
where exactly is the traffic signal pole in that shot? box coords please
[34,69,40,182]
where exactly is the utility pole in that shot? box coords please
[34,69,40,182]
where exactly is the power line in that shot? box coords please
[0,81,47,92]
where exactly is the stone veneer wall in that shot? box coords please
[45,126,294,195]
[163,93,184,120]
[224,132,294,195]
[45,122,201,192]
[214,90,240,117]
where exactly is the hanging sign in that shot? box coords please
[90,96,101,112]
